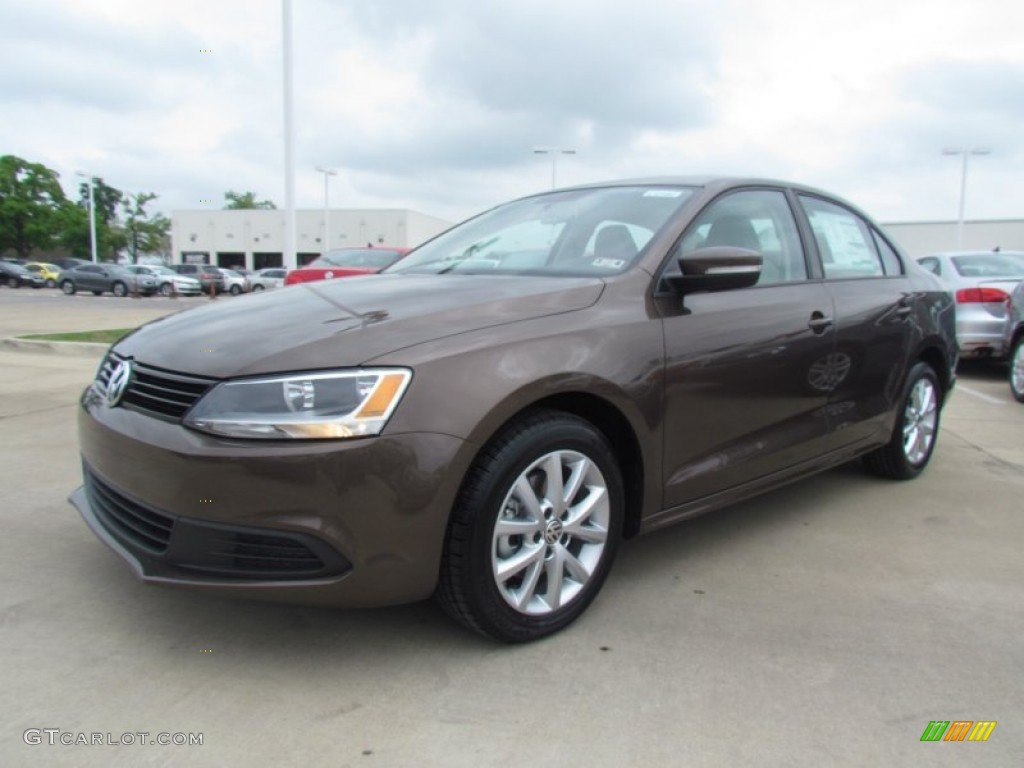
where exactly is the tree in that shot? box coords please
[120,192,171,264]
[223,190,276,209]
[0,155,68,259]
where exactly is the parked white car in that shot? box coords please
[249,268,287,291]
[220,268,251,295]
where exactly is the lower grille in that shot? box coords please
[81,463,349,582]
[84,466,174,553]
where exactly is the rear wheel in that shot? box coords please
[7,276,19,288]
[45,278,56,288]
[229,284,242,295]
[436,410,623,642]
[863,361,941,479]
[1010,336,1024,403]
[252,284,265,291]
[61,281,76,295]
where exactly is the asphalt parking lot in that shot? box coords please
[1,289,1022,767]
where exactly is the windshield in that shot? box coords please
[951,253,1024,278]
[311,249,404,269]
[388,185,694,277]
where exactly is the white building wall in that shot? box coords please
[882,220,1024,258]
[170,209,453,270]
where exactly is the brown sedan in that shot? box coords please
[70,177,957,642]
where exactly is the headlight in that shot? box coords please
[183,369,412,439]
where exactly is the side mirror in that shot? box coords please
[664,246,762,295]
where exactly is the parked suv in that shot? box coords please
[170,264,226,294]
[59,263,158,297]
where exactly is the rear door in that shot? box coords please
[796,194,917,447]
[658,188,837,507]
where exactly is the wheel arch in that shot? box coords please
[461,389,651,540]
[915,341,953,403]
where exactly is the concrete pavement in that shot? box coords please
[1,290,1022,767]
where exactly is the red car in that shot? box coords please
[284,247,410,286]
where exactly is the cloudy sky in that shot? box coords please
[2,0,1022,225]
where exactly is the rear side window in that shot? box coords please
[917,257,941,276]
[799,195,885,279]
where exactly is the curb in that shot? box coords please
[1,337,110,357]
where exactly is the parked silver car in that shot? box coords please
[59,263,158,297]
[1004,281,1024,402]
[917,251,1024,359]
[219,268,251,295]
[248,267,286,291]
[123,265,203,296]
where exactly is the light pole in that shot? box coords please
[282,0,297,270]
[532,147,577,189]
[942,147,991,249]
[315,166,337,257]
[75,171,99,263]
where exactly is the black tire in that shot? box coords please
[436,409,623,642]
[1010,336,1024,404]
[229,284,242,295]
[91,290,103,296]
[45,279,56,289]
[159,282,173,297]
[8,276,20,288]
[863,361,942,479]
[252,284,265,291]
[61,280,76,295]
[112,281,127,297]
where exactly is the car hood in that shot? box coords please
[115,273,605,378]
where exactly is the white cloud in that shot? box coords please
[0,0,1021,224]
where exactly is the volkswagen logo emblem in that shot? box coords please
[106,361,133,407]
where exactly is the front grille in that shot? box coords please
[96,353,216,421]
[84,466,174,553]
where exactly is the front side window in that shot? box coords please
[950,253,1024,278]
[672,189,807,285]
[800,196,884,279]
[917,257,941,275]
[389,185,695,277]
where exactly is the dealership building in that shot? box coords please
[169,208,454,271]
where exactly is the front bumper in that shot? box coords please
[73,387,469,607]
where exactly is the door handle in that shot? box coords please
[808,311,833,334]
[894,298,913,319]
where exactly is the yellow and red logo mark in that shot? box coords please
[921,721,996,742]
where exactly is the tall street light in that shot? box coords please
[75,171,99,263]
[942,147,991,249]
[315,166,337,258]
[532,147,576,189]
[281,0,297,270]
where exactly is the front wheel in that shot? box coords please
[61,281,76,295]
[8,276,20,288]
[112,281,128,297]
[864,361,941,479]
[252,284,265,291]
[1009,337,1024,403]
[229,284,242,295]
[159,282,173,297]
[45,279,56,289]
[436,410,623,642]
